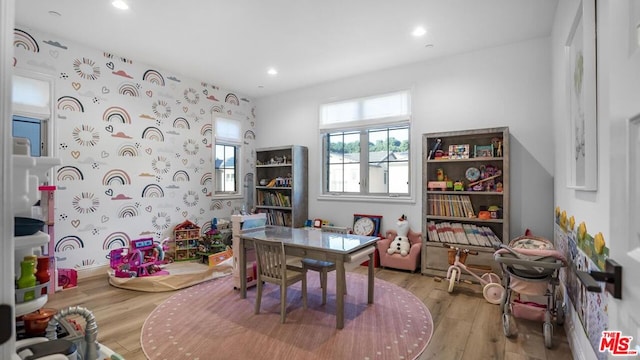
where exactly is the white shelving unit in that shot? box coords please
[11,156,59,318]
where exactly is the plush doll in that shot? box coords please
[387,215,411,256]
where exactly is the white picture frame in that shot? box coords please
[565,0,597,191]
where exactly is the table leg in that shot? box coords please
[367,251,374,304]
[336,257,345,329]
[239,238,247,299]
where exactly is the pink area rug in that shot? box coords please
[141,272,433,360]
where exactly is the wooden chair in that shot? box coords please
[253,238,307,323]
[301,226,348,305]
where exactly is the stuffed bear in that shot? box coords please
[387,215,411,256]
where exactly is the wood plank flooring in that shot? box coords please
[42,266,573,360]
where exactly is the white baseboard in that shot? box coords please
[77,264,110,280]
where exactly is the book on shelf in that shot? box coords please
[428,194,475,218]
[429,221,500,247]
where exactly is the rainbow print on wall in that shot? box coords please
[57,96,84,112]
[102,169,132,186]
[117,144,139,157]
[172,170,190,182]
[103,106,132,124]
[57,166,84,181]
[225,93,239,106]
[200,123,212,137]
[102,231,131,250]
[117,204,139,218]
[142,69,165,86]
[142,127,165,141]
[55,235,85,252]
[200,172,212,186]
[142,183,164,198]
[173,117,190,129]
[13,29,39,52]
[118,82,140,97]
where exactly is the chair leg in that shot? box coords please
[302,274,307,309]
[320,269,327,305]
[280,284,287,324]
[255,277,263,315]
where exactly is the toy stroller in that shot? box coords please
[494,235,567,348]
[444,244,505,304]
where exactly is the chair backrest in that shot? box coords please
[253,238,286,281]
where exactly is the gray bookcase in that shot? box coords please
[255,145,308,228]
[421,127,510,278]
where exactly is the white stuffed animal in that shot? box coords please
[387,215,411,256]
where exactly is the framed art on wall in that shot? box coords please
[565,0,597,191]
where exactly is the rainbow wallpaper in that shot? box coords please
[13,26,257,270]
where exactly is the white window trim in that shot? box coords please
[212,116,243,200]
[11,69,56,157]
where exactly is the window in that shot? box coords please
[12,115,43,156]
[214,117,242,197]
[12,72,53,157]
[321,91,411,198]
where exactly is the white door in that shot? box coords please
[0,1,16,360]
[607,0,640,355]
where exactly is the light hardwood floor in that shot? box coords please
[42,266,573,360]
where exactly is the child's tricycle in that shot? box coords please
[444,244,505,304]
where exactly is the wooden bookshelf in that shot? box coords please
[254,145,308,227]
[421,127,509,278]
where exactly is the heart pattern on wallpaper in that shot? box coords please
[101,215,109,223]
[183,106,189,113]
[199,208,205,214]
[72,82,81,90]
[182,159,188,165]
[49,50,58,59]
[71,219,80,228]
[199,159,205,164]
[101,151,109,158]
[145,148,152,155]
[200,109,205,115]
[105,189,113,196]
[182,211,188,217]
[71,151,80,159]
[203,89,208,96]
[145,206,152,212]
[146,90,153,97]
[102,86,110,94]
[105,125,113,133]
[202,138,207,144]
[106,62,114,70]
[201,187,207,194]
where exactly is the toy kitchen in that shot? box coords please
[0,138,122,360]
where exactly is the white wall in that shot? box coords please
[256,37,554,239]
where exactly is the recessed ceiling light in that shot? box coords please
[258,85,265,89]
[48,11,62,17]
[112,0,129,10]
[425,44,434,48]
[267,68,278,76]
[412,26,427,37]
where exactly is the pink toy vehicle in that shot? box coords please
[109,237,170,278]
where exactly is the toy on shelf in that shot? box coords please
[109,238,170,278]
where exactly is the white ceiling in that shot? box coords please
[15,0,558,99]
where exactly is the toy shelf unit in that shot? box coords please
[231,213,268,290]
[255,145,308,228]
[173,220,201,261]
[12,154,61,317]
[421,127,509,279]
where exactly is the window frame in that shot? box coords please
[319,90,414,203]
[212,116,242,200]
[11,69,55,157]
